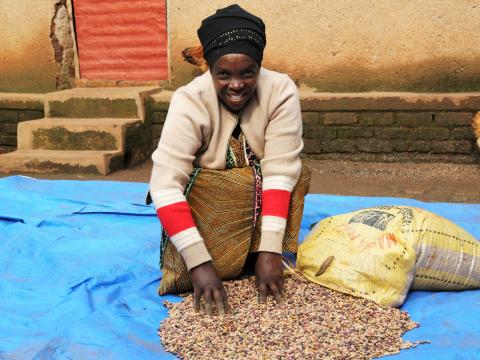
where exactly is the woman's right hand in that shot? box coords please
[189,262,229,316]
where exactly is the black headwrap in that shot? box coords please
[197,4,266,67]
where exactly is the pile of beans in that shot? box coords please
[159,277,423,359]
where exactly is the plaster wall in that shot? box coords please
[168,0,480,92]
[0,1,60,93]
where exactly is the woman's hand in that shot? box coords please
[255,252,284,304]
[189,262,229,316]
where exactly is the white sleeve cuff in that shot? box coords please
[262,175,296,192]
[180,241,212,270]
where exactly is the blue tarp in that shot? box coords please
[0,175,478,359]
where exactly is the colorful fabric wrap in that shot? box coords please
[158,133,310,295]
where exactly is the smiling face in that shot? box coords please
[211,54,260,113]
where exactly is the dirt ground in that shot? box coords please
[2,159,479,204]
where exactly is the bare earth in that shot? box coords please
[1,159,479,203]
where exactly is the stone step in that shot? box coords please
[17,118,141,151]
[0,149,124,175]
[45,87,159,119]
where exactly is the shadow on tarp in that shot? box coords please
[0,176,478,360]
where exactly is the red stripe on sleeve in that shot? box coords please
[262,189,291,219]
[156,201,196,236]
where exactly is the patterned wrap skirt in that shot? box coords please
[158,133,311,295]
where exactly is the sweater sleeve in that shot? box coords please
[258,75,303,253]
[149,88,212,270]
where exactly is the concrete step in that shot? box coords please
[45,87,160,119]
[17,118,141,151]
[0,149,124,175]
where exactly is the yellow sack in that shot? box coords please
[297,206,480,307]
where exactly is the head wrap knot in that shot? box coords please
[197,4,266,67]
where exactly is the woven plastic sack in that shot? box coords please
[297,206,480,307]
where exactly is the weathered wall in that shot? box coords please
[148,92,480,163]
[2,0,479,93]
[168,0,480,92]
[0,0,74,93]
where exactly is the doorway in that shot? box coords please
[73,0,168,81]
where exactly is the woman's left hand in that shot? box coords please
[255,252,284,304]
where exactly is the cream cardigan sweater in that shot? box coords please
[149,68,303,270]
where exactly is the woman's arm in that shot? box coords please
[150,89,212,269]
[150,88,229,315]
[256,74,303,302]
[259,74,303,254]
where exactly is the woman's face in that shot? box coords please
[211,54,260,113]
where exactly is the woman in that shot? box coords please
[148,4,310,315]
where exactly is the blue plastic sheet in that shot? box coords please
[0,175,478,359]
